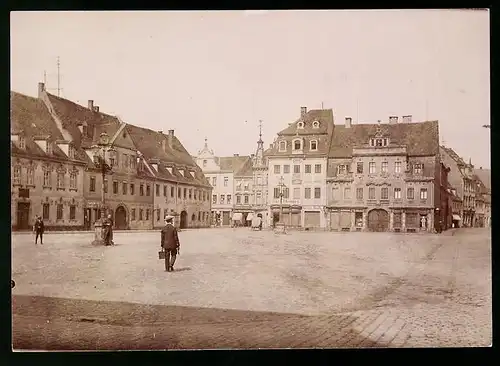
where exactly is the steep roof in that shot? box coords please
[10,91,87,163]
[217,155,252,175]
[46,93,121,149]
[473,168,491,191]
[440,145,467,166]
[329,120,439,158]
[278,109,334,135]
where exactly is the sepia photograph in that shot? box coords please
[10,9,491,350]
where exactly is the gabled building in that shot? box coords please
[126,126,212,229]
[10,91,87,230]
[326,115,440,232]
[251,124,271,226]
[266,107,334,229]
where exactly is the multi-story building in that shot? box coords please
[232,157,254,224]
[193,140,252,226]
[440,146,476,227]
[11,91,87,230]
[438,160,453,230]
[326,115,440,232]
[266,107,334,229]
[474,167,491,227]
[126,126,212,229]
[251,125,270,226]
[450,188,463,228]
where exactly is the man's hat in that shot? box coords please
[164,215,174,221]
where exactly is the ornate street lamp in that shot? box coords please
[276,175,287,234]
[91,132,116,246]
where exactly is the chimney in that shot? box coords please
[168,129,174,136]
[345,117,352,128]
[93,106,99,112]
[402,115,412,123]
[38,82,45,98]
[389,116,398,124]
[301,107,307,117]
[157,131,163,135]
[251,153,255,158]
[88,100,94,110]
[269,143,273,149]
[233,153,239,157]
[161,139,166,151]
[167,130,174,149]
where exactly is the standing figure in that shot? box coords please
[33,216,44,245]
[161,215,181,272]
[103,214,114,246]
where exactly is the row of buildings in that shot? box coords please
[11,83,213,231]
[194,107,491,232]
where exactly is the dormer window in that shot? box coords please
[203,160,207,168]
[297,121,304,129]
[19,136,26,149]
[310,140,318,151]
[370,138,388,147]
[414,164,423,175]
[46,142,52,155]
[279,141,287,151]
[312,121,320,128]
[293,138,303,151]
[68,145,75,159]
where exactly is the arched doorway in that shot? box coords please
[115,206,128,229]
[367,209,389,232]
[180,210,188,229]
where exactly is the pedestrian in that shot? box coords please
[161,215,180,272]
[33,215,44,245]
[103,214,114,246]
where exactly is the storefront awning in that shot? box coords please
[246,213,254,221]
[232,213,243,221]
[452,214,462,221]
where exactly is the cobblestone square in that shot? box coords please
[12,228,492,349]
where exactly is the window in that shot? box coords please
[394,188,402,199]
[220,195,225,204]
[283,188,289,199]
[102,179,107,193]
[139,209,143,221]
[314,187,321,199]
[356,187,363,200]
[310,140,318,151]
[57,172,64,189]
[236,182,242,191]
[224,177,228,187]
[189,189,192,199]
[122,182,128,195]
[274,165,281,174]
[312,121,320,128]
[244,183,249,191]
[19,136,26,149]
[43,203,50,220]
[257,176,262,185]
[113,181,118,194]
[420,188,428,200]
[183,188,187,199]
[171,186,174,197]
[279,141,286,151]
[227,195,232,204]
[27,168,35,186]
[130,183,135,195]
[369,162,376,174]
[68,145,75,159]
[69,172,77,189]
[131,209,136,221]
[332,187,339,200]
[381,162,388,173]
[305,164,311,173]
[90,176,96,192]
[164,185,167,196]
[146,209,149,221]
[368,187,376,200]
[356,162,363,174]
[381,187,389,200]
[394,161,402,173]
[212,195,217,204]
[297,121,304,129]
[305,187,311,199]
[315,164,322,174]
[236,195,241,204]
[57,204,63,220]
[338,165,346,175]
[146,185,151,196]
[13,166,21,185]
[283,165,290,174]
[293,187,300,199]
[274,187,280,199]
[414,164,422,174]
[69,205,76,220]
[407,187,415,200]
[344,187,351,200]
[156,184,160,196]
[46,142,52,154]
[203,160,207,168]
[293,139,302,150]
[244,195,249,204]
[212,177,217,186]
[294,165,300,174]
[194,190,197,200]
[140,184,144,196]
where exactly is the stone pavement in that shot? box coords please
[11,228,491,349]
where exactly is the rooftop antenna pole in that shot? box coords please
[44,70,47,85]
[321,101,324,109]
[57,56,61,97]
[258,119,263,141]
[356,98,359,124]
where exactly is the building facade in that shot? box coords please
[251,125,270,227]
[266,107,334,229]
[11,91,87,231]
[326,115,440,233]
[474,167,491,227]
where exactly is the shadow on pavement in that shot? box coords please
[172,267,192,272]
[12,295,385,350]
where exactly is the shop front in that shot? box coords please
[270,205,302,228]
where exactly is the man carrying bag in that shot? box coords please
[160,215,181,272]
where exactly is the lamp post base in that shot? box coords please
[92,220,114,246]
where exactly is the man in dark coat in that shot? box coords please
[103,214,114,246]
[33,216,44,245]
[161,215,181,272]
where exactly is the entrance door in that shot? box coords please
[115,206,127,229]
[291,212,301,227]
[180,210,188,229]
[330,211,340,231]
[84,208,92,229]
[222,211,230,226]
[17,202,30,230]
[367,209,389,232]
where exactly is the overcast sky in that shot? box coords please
[11,10,490,168]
